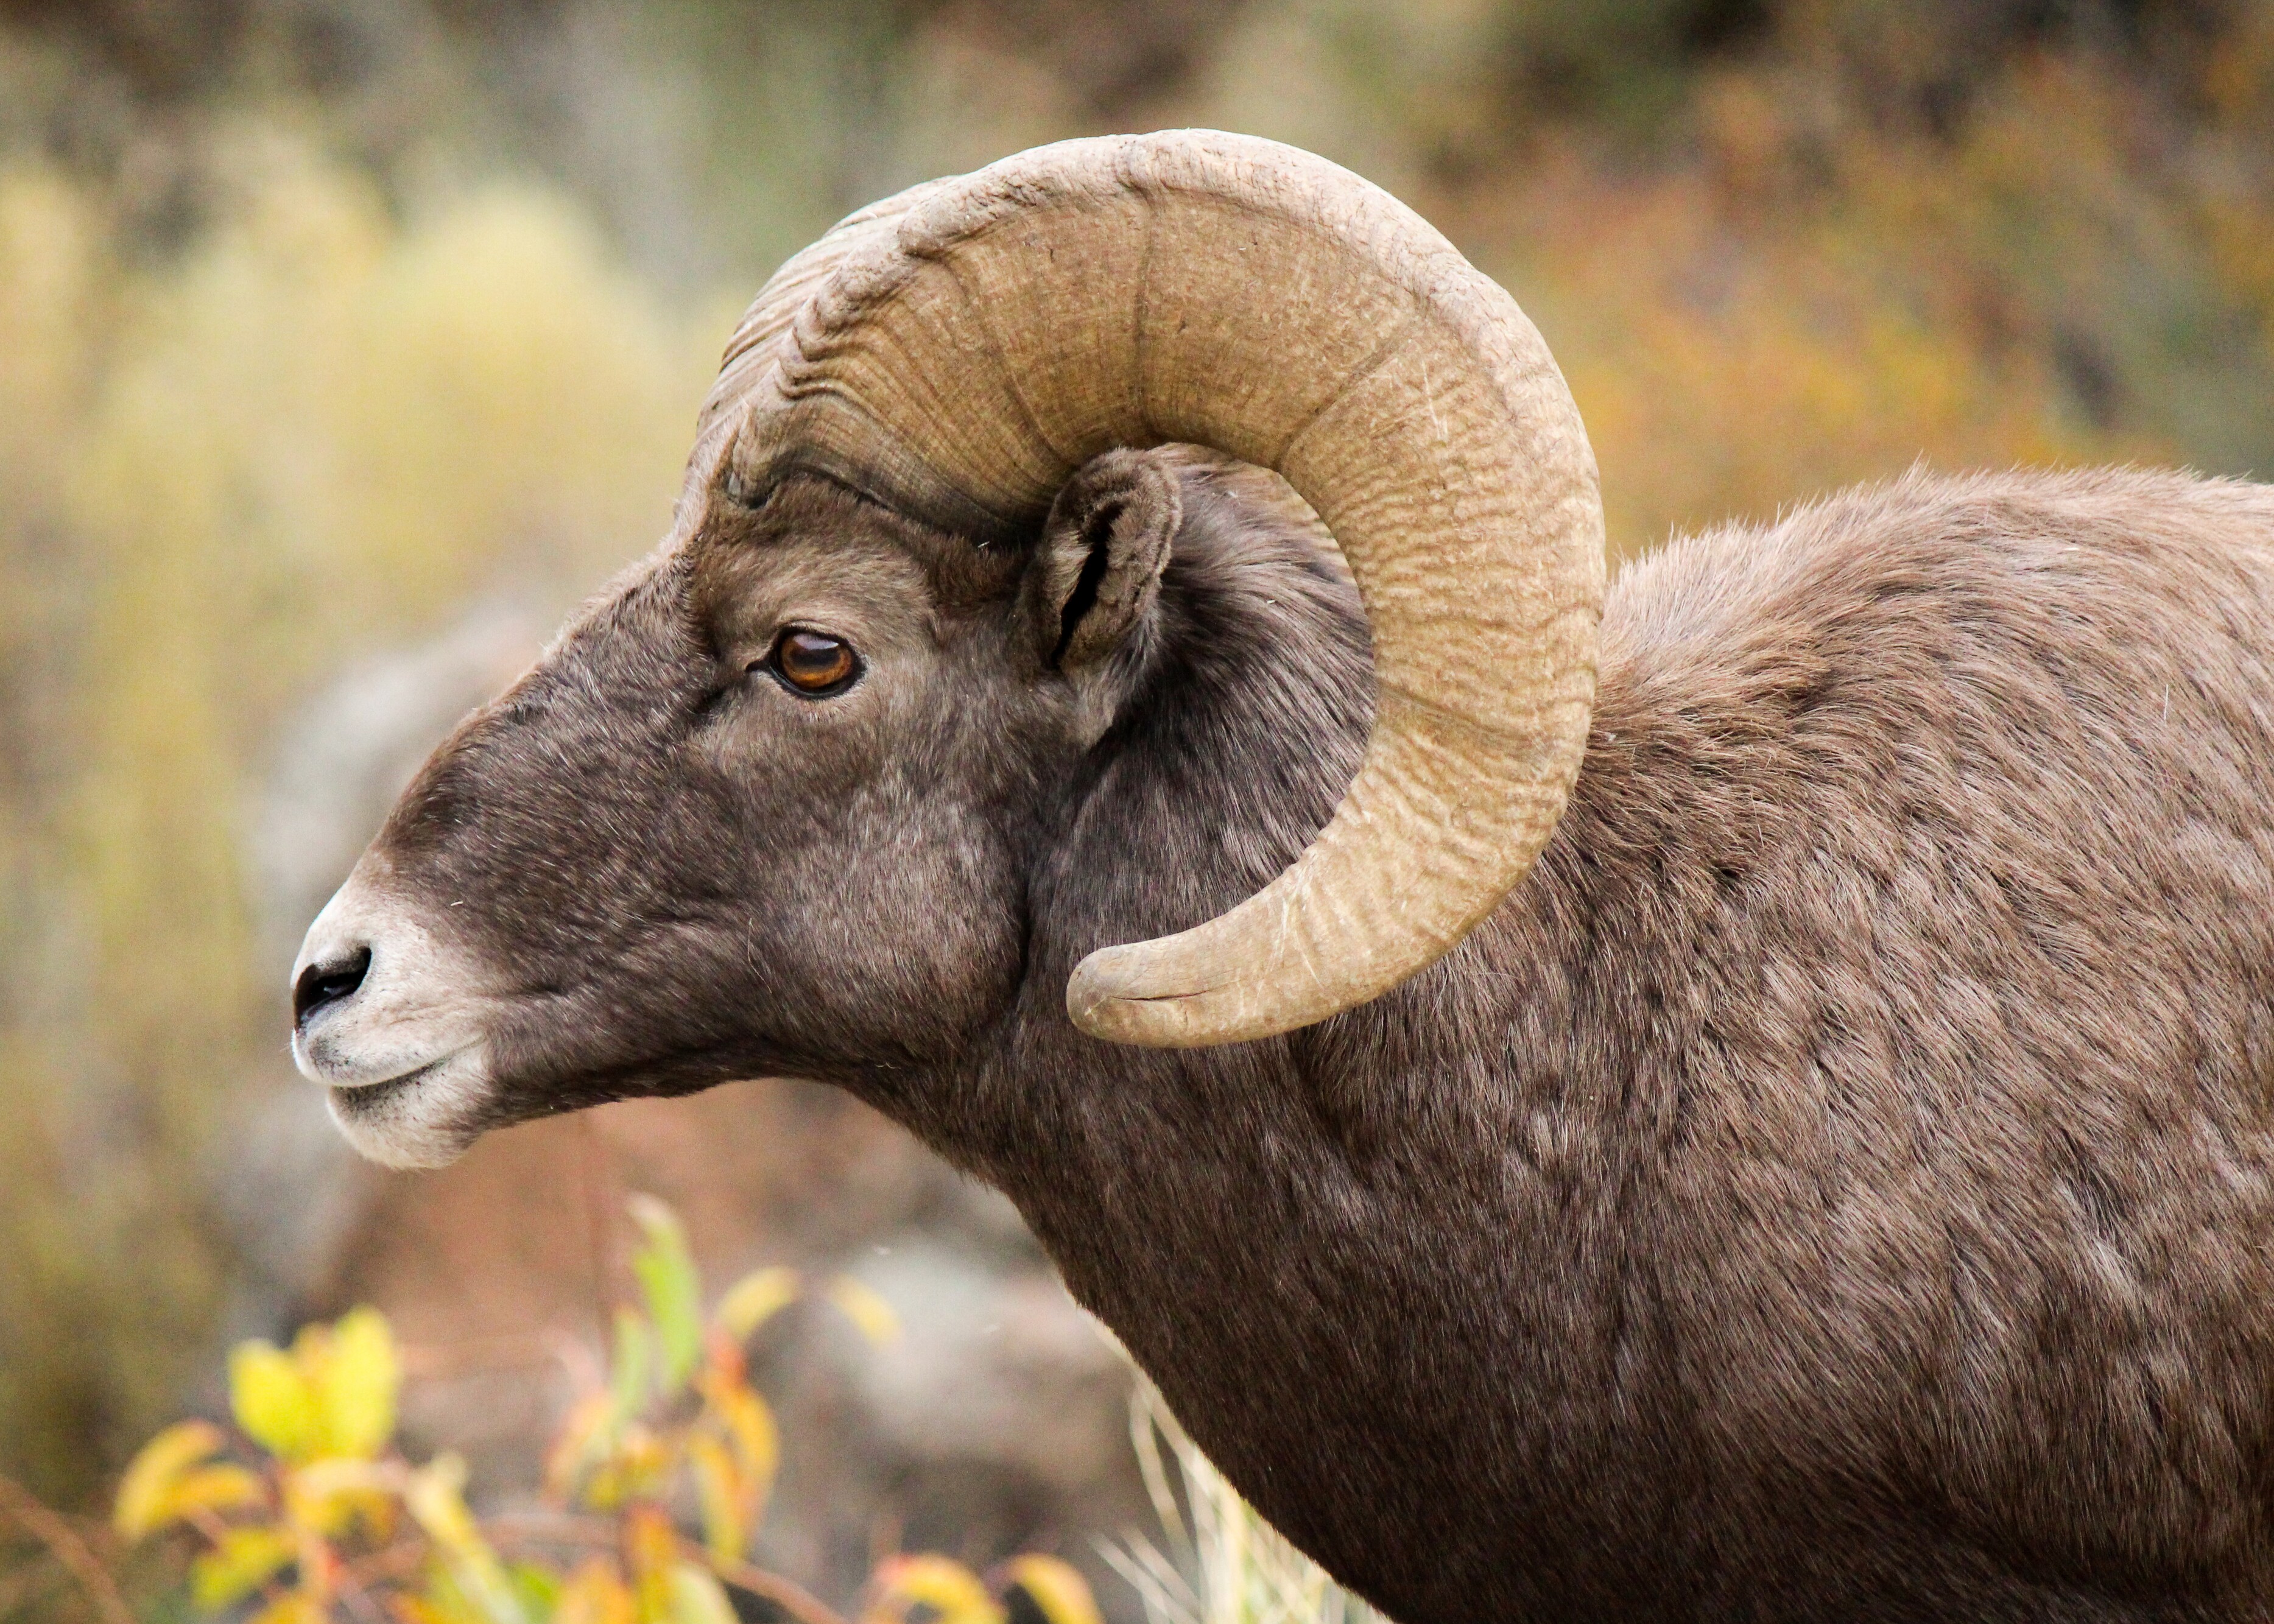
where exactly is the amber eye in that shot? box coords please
[767,628,860,695]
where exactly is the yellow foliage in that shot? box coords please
[168,1466,271,1527]
[288,1458,401,1542]
[543,1391,618,1503]
[401,1455,482,1560]
[702,1378,780,1534]
[862,1555,1002,1624]
[662,1564,737,1624]
[306,1307,402,1461]
[0,161,104,508]
[685,1436,744,1567]
[230,1342,320,1465]
[247,1591,325,1624]
[820,1276,903,1348]
[714,1267,802,1341]
[624,1504,680,1624]
[228,1306,403,1466]
[113,1236,1112,1624]
[190,1525,298,1611]
[554,1559,639,1624]
[998,1557,1104,1624]
[114,1419,229,1540]
[1466,46,2269,562]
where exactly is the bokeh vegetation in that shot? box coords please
[102,1195,1102,1624]
[2,0,2272,1536]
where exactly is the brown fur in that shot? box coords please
[340,460,2274,1621]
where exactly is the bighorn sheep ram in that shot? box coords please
[291,132,2274,1620]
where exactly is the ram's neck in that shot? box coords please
[909,487,1683,1619]
[911,472,2274,1623]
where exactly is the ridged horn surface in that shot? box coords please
[697,130,1605,1047]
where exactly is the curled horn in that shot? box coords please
[694,130,1605,1047]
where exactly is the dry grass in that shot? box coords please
[1103,1380,1385,1624]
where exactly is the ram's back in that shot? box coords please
[1524,468,2274,1611]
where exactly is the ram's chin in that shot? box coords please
[324,1053,491,1170]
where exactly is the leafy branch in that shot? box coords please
[113,1197,1099,1624]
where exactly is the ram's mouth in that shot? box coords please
[325,1052,454,1108]
[292,865,510,1168]
[319,1046,491,1171]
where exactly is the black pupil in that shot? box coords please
[780,631,850,689]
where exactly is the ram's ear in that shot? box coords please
[1024,448,1179,672]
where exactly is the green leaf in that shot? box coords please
[190,1525,297,1611]
[627,1197,702,1396]
[508,1560,563,1620]
[608,1305,653,1422]
[417,1558,491,1624]
[312,1306,400,1459]
[230,1341,318,1463]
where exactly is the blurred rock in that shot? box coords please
[220,606,1144,1617]
[220,602,542,1334]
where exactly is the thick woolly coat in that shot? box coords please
[373,462,2274,1622]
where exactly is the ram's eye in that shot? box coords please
[767,628,860,695]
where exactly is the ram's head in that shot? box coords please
[290,132,1604,1169]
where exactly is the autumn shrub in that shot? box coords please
[104,1198,1102,1624]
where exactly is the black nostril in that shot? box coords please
[294,946,372,1027]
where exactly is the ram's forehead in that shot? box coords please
[691,529,933,649]
[687,474,1027,616]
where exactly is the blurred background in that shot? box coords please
[2,0,2272,1613]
